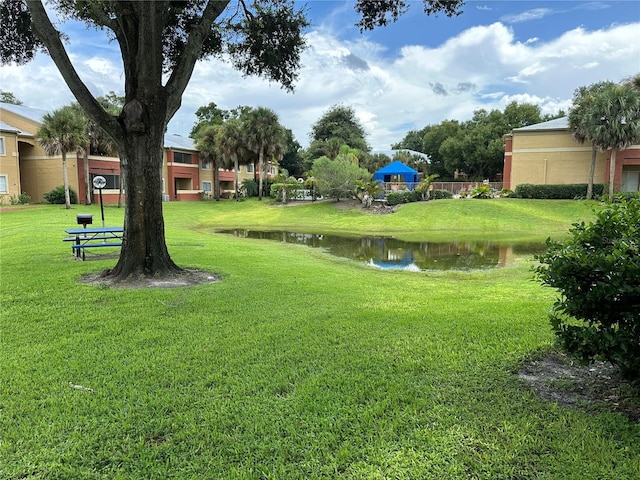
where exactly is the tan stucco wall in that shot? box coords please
[509,130,609,188]
[20,154,81,203]
[0,132,21,197]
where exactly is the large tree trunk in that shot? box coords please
[106,105,182,281]
[26,0,225,282]
[586,146,597,200]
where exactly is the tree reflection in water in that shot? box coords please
[217,229,546,271]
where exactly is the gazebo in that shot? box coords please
[373,161,419,191]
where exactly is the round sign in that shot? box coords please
[93,175,107,189]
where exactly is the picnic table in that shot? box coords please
[64,226,124,260]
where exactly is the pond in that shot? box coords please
[217,229,547,272]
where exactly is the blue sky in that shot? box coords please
[1,1,639,150]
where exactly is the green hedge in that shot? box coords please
[431,189,453,200]
[515,183,605,199]
[385,189,453,205]
[386,190,421,205]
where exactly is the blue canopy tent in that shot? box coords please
[373,161,419,190]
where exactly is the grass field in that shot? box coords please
[2,199,639,479]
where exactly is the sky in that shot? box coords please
[1,1,639,151]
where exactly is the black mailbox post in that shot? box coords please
[77,214,93,228]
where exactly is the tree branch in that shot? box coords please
[164,0,229,123]
[26,0,121,142]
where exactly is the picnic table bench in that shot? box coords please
[64,227,124,260]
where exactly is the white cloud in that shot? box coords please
[2,14,639,152]
[501,8,554,24]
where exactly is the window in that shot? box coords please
[202,181,212,192]
[201,159,211,169]
[246,164,254,173]
[173,151,192,164]
[0,137,5,156]
[270,166,276,175]
[0,175,7,193]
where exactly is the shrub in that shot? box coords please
[535,199,640,382]
[385,191,404,206]
[43,186,78,204]
[385,190,421,205]
[431,189,453,200]
[470,184,494,199]
[515,183,605,199]
[614,191,640,202]
[8,193,30,205]
[270,178,302,202]
[241,179,258,198]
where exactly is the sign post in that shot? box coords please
[92,175,107,227]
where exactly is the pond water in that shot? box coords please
[217,229,546,272]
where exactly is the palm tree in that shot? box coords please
[589,83,640,201]
[416,173,440,200]
[69,100,121,205]
[37,106,87,209]
[568,81,615,200]
[216,118,246,200]
[244,107,286,200]
[195,125,222,200]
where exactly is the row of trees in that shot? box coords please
[392,102,565,180]
[191,103,291,201]
[568,75,640,200]
[188,102,383,202]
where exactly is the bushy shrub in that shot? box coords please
[385,190,421,205]
[431,189,453,200]
[385,191,404,205]
[9,192,31,205]
[43,186,78,204]
[241,179,258,198]
[614,191,640,202]
[270,179,303,202]
[535,199,640,382]
[470,184,494,199]
[515,183,605,199]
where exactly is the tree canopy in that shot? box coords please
[306,104,370,162]
[36,105,87,209]
[0,90,23,105]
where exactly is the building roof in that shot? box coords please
[0,102,48,124]
[164,133,197,151]
[513,116,569,132]
[0,121,22,133]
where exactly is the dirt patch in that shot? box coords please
[79,268,219,289]
[519,351,640,421]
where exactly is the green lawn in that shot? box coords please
[2,199,639,479]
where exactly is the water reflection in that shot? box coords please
[217,229,546,271]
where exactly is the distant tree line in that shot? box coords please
[392,102,565,181]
